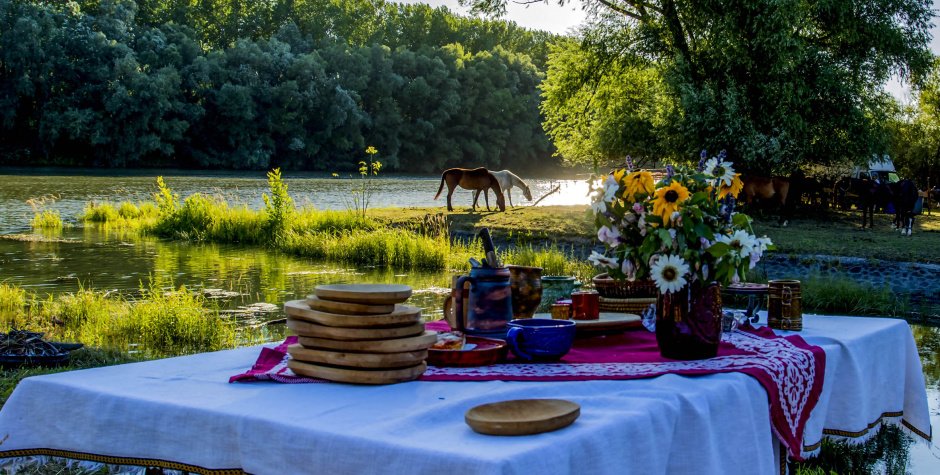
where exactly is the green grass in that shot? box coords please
[29,209,63,229]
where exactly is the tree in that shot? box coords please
[465,0,933,173]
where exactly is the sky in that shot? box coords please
[396,0,940,103]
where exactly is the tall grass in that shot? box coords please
[0,283,241,358]
[30,209,63,229]
[800,274,910,316]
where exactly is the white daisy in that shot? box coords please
[703,157,736,187]
[597,225,621,248]
[650,254,690,294]
[588,251,618,269]
[716,230,757,258]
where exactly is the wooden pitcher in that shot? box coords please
[767,280,802,331]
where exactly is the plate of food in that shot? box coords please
[426,331,508,367]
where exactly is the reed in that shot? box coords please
[30,209,63,229]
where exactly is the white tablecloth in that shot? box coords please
[0,315,930,475]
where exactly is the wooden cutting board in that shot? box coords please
[298,331,438,353]
[314,284,412,305]
[284,300,422,328]
[286,317,426,340]
[306,295,395,315]
[287,359,427,384]
[465,399,581,436]
[287,344,427,369]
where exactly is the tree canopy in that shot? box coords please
[468,0,934,173]
[0,0,554,172]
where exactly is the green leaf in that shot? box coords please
[706,242,731,258]
[694,222,715,241]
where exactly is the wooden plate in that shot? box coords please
[284,300,422,328]
[573,313,641,334]
[465,399,580,436]
[307,296,395,315]
[287,359,427,384]
[298,331,438,353]
[286,317,426,340]
[427,337,508,367]
[287,344,427,369]
[314,284,412,305]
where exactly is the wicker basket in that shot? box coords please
[592,274,657,299]
[598,296,657,314]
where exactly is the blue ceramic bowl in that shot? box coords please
[506,318,576,361]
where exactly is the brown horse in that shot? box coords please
[434,168,506,212]
[741,176,792,226]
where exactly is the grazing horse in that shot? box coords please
[889,179,919,236]
[741,176,792,226]
[434,167,506,212]
[835,177,894,229]
[488,170,532,207]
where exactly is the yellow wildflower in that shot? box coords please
[652,180,690,226]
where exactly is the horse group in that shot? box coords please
[740,173,921,235]
[833,177,920,235]
[433,168,532,212]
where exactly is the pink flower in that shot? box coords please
[597,225,621,247]
[633,202,644,214]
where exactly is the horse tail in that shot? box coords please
[433,171,447,200]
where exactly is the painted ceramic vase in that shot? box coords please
[507,265,543,319]
[656,281,723,360]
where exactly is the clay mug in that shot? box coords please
[453,267,514,338]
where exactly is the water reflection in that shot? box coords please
[0,228,455,323]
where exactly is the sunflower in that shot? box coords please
[623,171,655,200]
[718,173,744,199]
[613,168,628,185]
[650,254,690,293]
[652,180,690,225]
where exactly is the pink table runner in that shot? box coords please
[231,321,825,460]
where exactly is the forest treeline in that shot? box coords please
[0,0,556,172]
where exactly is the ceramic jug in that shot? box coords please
[454,267,514,338]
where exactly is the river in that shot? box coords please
[0,169,938,473]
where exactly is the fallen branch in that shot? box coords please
[531,186,561,207]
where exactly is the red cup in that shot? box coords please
[571,291,600,320]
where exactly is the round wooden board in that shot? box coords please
[286,317,426,340]
[287,359,427,384]
[314,284,412,305]
[573,312,642,330]
[306,295,395,315]
[287,344,427,369]
[284,300,422,328]
[298,331,438,353]
[465,399,580,436]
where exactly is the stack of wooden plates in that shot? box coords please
[283,284,436,384]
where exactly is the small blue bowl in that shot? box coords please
[506,319,576,362]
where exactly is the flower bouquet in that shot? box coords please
[587,151,773,359]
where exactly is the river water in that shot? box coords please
[0,169,938,473]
